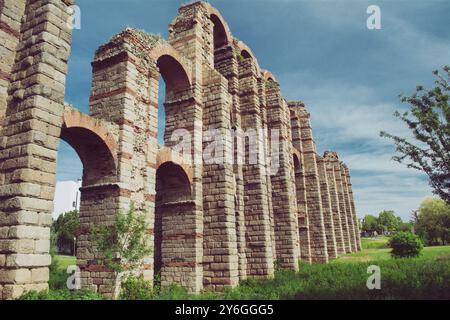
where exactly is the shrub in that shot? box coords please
[120,275,154,300]
[389,232,424,258]
[91,203,152,274]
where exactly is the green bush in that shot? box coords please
[91,204,152,274]
[389,232,424,258]
[19,290,104,300]
[120,275,154,300]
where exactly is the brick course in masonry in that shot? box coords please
[0,1,361,299]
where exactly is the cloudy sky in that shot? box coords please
[58,0,450,220]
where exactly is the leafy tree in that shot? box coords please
[415,197,450,245]
[397,221,413,232]
[52,210,79,255]
[362,214,379,233]
[378,210,400,233]
[381,66,450,204]
[91,204,152,273]
[91,203,152,297]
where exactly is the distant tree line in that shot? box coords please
[361,198,450,246]
[361,210,413,236]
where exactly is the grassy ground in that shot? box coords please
[24,241,450,300]
[338,237,450,263]
[361,236,389,249]
[54,255,76,270]
[336,245,450,263]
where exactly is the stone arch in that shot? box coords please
[57,108,122,297]
[148,42,196,150]
[155,161,192,205]
[154,161,197,291]
[157,147,193,186]
[148,42,192,98]
[61,109,118,186]
[205,4,233,50]
[235,40,261,75]
[293,149,301,165]
[241,49,252,59]
[262,69,277,83]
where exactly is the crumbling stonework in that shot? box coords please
[0,1,361,299]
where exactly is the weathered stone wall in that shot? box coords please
[0,1,361,299]
[0,0,74,299]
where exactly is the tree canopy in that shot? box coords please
[52,210,79,255]
[381,66,450,204]
[415,197,450,245]
[361,210,408,234]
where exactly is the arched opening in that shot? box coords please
[53,140,83,256]
[241,49,252,60]
[210,13,231,76]
[156,54,191,147]
[56,121,118,278]
[154,161,194,288]
[157,79,166,144]
[61,126,117,186]
[157,55,190,100]
[211,14,228,51]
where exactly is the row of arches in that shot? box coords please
[59,106,194,287]
[57,4,282,292]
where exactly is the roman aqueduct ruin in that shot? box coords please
[0,1,361,299]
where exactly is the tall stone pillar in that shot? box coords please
[297,106,328,263]
[238,57,274,278]
[0,0,26,127]
[289,102,311,263]
[340,163,357,252]
[266,81,299,271]
[334,163,352,252]
[214,39,247,281]
[0,0,73,299]
[317,157,338,260]
[86,30,160,295]
[201,66,239,290]
[324,152,345,254]
[257,76,277,270]
[342,165,361,251]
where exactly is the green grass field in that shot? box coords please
[22,240,449,300]
[361,236,390,249]
[54,255,76,270]
[335,237,450,263]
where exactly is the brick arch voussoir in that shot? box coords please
[293,148,302,164]
[234,40,261,75]
[62,108,119,166]
[262,69,277,83]
[156,147,193,186]
[149,42,193,86]
[205,3,233,46]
